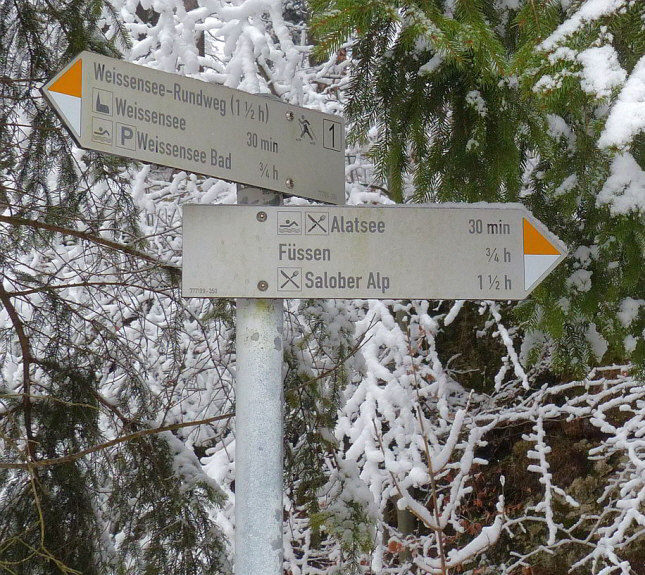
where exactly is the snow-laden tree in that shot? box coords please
[4,0,645,574]
[301,1,645,574]
[0,0,233,572]
[1,0,354,572]
[311,0,645,377]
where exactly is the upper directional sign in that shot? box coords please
[41,52,345,205]
[182,203,567,300]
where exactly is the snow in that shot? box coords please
[618,298,645,327]
[548,46,577,64]
[586,323,608,361]
[466,90,487,117]
[554,174,578,197]
[443,300,465,326]
[533,73,563,93]
[498,0,520,9]
[547,114,577,151]
[597,152,645,214]
[540,0,631,51]
[624,335,638,353]
[419,53,444,75]
[567,269,593,292]
[415,508,504,572]
[489,303,529,390]
[577,45,627,99]
[599,55,645,149]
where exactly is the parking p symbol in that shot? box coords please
[116,123,136,151]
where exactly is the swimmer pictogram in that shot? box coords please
[277,211,302,235]
[92,117,112,145]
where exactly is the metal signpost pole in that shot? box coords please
[41,52,345,575]
[234,187,284,575]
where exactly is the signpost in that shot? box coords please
[43,53,568,575]
[41,52,345,205]
[182,203,567,301]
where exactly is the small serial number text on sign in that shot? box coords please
[190,287,218,295]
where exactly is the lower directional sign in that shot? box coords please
[182,204,567,300]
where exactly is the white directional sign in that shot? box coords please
[182,204,567,300]
[41,51,345,205]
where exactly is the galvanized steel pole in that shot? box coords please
[235,187,284,575]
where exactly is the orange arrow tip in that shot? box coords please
[523,218,561,256]
[49,59,82,98]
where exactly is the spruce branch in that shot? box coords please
[287,329,373,393]
[0,282,36,461]
[0,214,180,271]
[7,280,174,298]
[0,76,47,83]
[0,413,234,470]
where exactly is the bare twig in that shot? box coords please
[371,418,440,534]
[408,323,448,574]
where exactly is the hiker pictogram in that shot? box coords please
[297,115,316,144]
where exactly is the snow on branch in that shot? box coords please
[598,55,645,150]
[539,0,631,51]
[488,302,529,390]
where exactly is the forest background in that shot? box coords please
[2,0,645,574]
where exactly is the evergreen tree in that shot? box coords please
[0,0,228,572]
[1,0,352,572]
[311,0,645,377]
[307,2,645,574]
